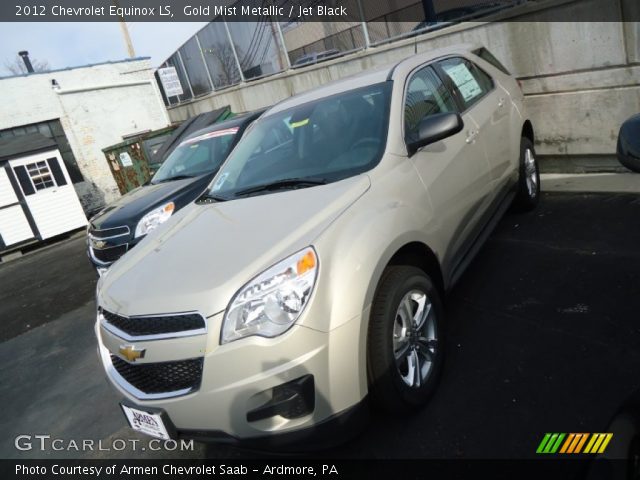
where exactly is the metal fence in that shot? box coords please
[157,0,523,106]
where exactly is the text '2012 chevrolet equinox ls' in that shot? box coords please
[96,44,539,447]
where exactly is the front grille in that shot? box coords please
[110,355,203,395]
[102,310,205,337]
[91,244,128,264]
[90,225,130,239]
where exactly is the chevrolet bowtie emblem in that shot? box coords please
[93,239,107,249]
[119,345,146,362]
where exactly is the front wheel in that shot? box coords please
[367,266,445,413]
[513,137,540,212]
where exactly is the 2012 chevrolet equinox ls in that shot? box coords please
[96,44,539,446]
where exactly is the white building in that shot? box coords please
[0,57,170,213]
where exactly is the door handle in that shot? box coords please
[498,98,506,108]
[465,129,479,144]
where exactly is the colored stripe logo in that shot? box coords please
[536,433,613,454]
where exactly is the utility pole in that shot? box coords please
[421,0,437,22]
[113,0,136,58]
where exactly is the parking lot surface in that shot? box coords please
[1,191,638,459]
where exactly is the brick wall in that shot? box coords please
[0,58,170,213]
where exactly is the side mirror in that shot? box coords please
[617,113,640,173]
[407,112,464,156]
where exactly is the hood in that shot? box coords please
[98,175,371,317]
[90,175,214,230]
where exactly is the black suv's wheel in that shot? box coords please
[367,266,444,412]
[513,137,540,211]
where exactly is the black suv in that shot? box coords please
[87,110,264,273]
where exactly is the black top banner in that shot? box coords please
[1,0,635,22]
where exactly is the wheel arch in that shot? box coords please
[385,241,445,297]
[522,120,535,144]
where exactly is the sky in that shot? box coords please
[0,22,208,76]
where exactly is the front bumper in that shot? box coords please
[96,310,367,441]
[121,396,368,451]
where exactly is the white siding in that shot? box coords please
[0,168,19,207]
[0,206,33,246]
[22,188,87,239]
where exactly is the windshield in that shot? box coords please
[151,127,239,184]
[207,82,391,198]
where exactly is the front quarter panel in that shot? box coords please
[303,157,446,398]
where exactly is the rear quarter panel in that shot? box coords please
[469,53,528,170]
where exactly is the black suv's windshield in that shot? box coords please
[207,82,391,198]
[151,127,239,184]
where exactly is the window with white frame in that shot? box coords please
[26,161,55,190]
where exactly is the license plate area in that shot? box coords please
[121,403,174,440]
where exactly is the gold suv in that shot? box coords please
[96,44,539,447]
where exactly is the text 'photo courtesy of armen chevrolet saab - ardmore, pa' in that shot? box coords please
[0,0,639,479]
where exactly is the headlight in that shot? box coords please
[134,202,175,238]
[221,247,318,344]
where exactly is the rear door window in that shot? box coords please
[437,57,494,110]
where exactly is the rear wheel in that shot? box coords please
[367,266,445,412]
[513,137,540,211]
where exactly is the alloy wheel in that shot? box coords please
[525,148,538,198]
[392,290,438,388]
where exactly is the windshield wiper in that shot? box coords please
[152,174,195,184]
[198,192,230,203]
[233,178,328,197]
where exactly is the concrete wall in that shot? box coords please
[0,59,170,212]
[168,0,640,170]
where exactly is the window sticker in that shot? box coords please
[179,127,239,147]
[443,63,482,103]
[211,172,229,192]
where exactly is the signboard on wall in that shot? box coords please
[157,67,184,98]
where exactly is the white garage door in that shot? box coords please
[0,167,34,247]
[10,150,87,240]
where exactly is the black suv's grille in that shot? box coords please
[111,356,203,395]
[90,225,129,239]
[92,245,128,264]
[102,310,205,337]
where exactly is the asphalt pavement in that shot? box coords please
[1,190,639,460]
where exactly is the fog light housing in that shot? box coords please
[246,375,315,422]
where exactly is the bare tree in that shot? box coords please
[4,55,50,75]
[203,44,244,86]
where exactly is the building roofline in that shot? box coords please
[0,56,151,81]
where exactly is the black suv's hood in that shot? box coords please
[90,174,214,230]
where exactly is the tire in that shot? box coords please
[512,137,540,212]
[367,266,445,413]
[617,138,640,173]
[616,113,640,173]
